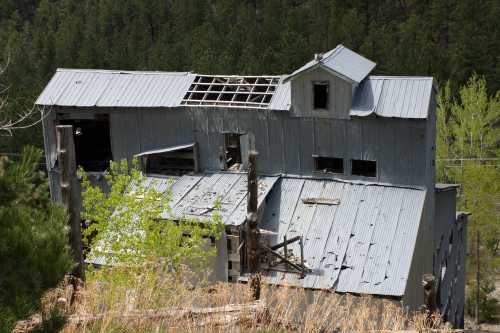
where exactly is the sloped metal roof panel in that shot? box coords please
[322,45,376,83]
[285,44,376,84]
[145,173,278,226]
[36,69,195,108]
[268,76,291,111]
[260,177,426,297]
[350,76,433,119]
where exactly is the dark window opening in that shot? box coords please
[143,146,196,176]
[314,156,344,174]
[59,116,113,172]
[224,133,242,170]
[313,81,329,109]
[351,159,377,177]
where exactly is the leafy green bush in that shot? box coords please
[79,158,224,279]
[0,146,73,333]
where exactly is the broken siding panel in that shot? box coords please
[302,181,344,288]
[173,173,225,217]
[378,189,426,296]
[315,183,363,289]
[282,180,324,286]
[364,187,406,285]
[227,176,279,226]
[336,186,385,292]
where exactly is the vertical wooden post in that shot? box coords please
[57,125,85,281]
[422,273,436,322]
[246,151,260,299]
[475,229,480,325]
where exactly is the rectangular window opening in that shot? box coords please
[313,81,329,109]
[224,133,242,170]
[351,159,377,177]
[59,116,113,172]
[314,156,344,174]
[141,144,197,176]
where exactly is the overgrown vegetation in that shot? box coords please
[34,275,445,332]
[79,158,224,272]
[436,75,500,322]
[0,147,73,333]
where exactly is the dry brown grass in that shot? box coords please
[33,268,449,333]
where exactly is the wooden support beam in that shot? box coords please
[246,151,260,300]
[57,125,85,282]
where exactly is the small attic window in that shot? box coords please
[313,81,329,109]
[351,159,377,177]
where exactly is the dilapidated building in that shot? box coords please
[36,45,467,327]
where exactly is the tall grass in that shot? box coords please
[30,265,448,333]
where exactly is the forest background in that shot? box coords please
[0,0,498,322]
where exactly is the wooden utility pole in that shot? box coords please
[57,125,85,281]
[246,151,260,300]
[475,228,480,325]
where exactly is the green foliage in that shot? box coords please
[79,158,224,278]
[436,75,500,322]
[0,146,72,333]
[465,278,500,323]
[1,0,500,152]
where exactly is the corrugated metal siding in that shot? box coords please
[286,44,376,84]
[144,173,278,226]
[36,69,195,107]
[351,77,433,119]
[260,177,426,297]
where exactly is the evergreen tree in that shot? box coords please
[0,147,73,332]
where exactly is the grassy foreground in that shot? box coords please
[16,266,451,333]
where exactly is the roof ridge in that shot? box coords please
[56,68,191,75]
[367,75,433,80]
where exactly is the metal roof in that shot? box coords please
[144,172,279,226]
[284,44,376,84]
[350,76,434,119]
[259,176,426,296]
[36,69,291,111]
[36,65,432,118]
[36,69,196,107]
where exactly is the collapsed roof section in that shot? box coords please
[181,75,281,109]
